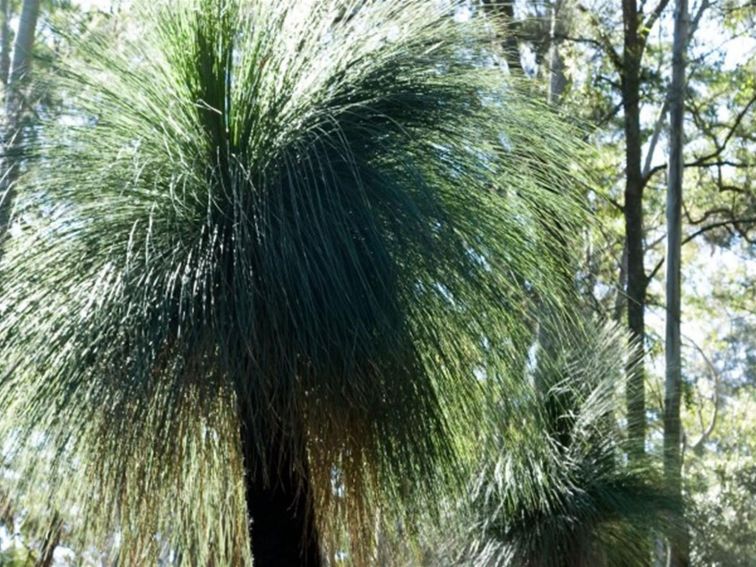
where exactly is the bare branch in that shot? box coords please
[643,93,756,184]
[683,217,756,243]
[643,99,669,178]
[577,3,623,70]
[593,101,624,130]
[684,337,720,453]
[642,0,672,42]
[647,216,756,281]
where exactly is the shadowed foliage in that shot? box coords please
[0,0,592,563]
[461,319,676,567]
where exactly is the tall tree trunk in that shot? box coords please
[0,0,10,87]
[37,513,62,567]
[0,0,41,239]
[663,0,690,565]
[8,0,39,88]
[621,0,647,462]
[481,0,523,74]
[546,0,567,105]
[240,416,322,567]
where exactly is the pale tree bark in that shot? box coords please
[481,0,524,74]
[9,0,40,88]
[641,0,709,184]
[663,0,690,564]
[546,0,567,105]
[0,0,10,87]
[0,0,41,240]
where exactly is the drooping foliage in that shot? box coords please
[0,0,591,563]
[462,320,674,567]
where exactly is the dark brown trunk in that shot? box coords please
[240,416,322,567]
[621,0,647,462]
[620,3,652,566]
[36,514,61,567]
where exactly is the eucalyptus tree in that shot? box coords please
[664,0,690,564]
[0,0,42,237]
[0,0,590,564]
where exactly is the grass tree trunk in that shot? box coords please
[663,0,690,564]
[240,416,322,566]
[621,0,647,463]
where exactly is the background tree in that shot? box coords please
[0,0,41,238]
[554,1,754,564]
[663,0,690,564]
[461,1,755,564]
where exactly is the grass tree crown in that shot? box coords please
[465,320,674,567]
[0,0,590,563]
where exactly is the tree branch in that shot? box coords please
[683,217,756,243]
[647,216,756,281]
[577,4,623,70]
[643,93,756,184]
[684,337,720,454]
[643,99,669,178]
[642,0,672,42]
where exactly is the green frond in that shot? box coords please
[464,319,676,567]
[0,0,591,563]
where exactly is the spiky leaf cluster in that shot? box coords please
[0,0,589,563]
[464,320,674,567]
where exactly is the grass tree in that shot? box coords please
[462,319,674,567]
[0,0,591,564]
